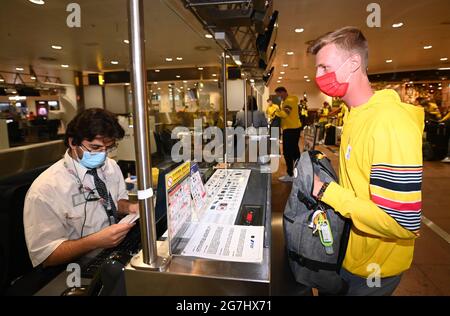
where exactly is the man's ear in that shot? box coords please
[68,137,76,150]
[349,54,362,73]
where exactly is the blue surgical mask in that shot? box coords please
[79,149,107,169]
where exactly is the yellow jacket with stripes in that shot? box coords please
[322,89,424,278]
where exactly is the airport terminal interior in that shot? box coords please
[0,0,449,296]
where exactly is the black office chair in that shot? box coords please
[0,164,64,296]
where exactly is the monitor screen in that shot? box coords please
[48,100,60,111]
[37,106,48,117]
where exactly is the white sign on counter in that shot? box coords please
[181,222,264,263]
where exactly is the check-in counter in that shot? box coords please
[124,163,271,295]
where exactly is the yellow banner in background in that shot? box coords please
[165,161,190,190]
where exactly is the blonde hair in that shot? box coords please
[307,26,368,73]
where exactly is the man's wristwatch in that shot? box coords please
[317,182,330,201]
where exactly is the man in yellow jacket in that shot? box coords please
[307,27,424,295]
[274,87,302,182]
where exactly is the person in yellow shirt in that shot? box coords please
[274,87,302,182]
[335,102,349,126]
[265,98,280,127]
[299,98,309,128]
[417,97,442,121]
[317,101,332,143]
[308,27,423,295]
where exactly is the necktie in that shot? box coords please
[87,168,117,223]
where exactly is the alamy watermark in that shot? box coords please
[170,119,281,173]
[66,263,81,288]
[366,3,381,28]
[366,263,382,288]
[66,3,81,28]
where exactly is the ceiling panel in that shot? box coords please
[271,0,450,86]
[0,0,223,75]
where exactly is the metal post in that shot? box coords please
[127,0,168,270]
[243,78,248,130]
[250,83,254,126]
[221,51,228,161]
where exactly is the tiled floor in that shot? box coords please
[271,142,450,296]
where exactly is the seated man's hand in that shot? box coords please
[92,223,134,249]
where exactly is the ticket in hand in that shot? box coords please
[118,212,140,225]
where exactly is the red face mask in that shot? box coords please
[315,58,352,97]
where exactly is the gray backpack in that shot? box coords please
[283,150,350,294]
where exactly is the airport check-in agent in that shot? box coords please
[24,109,139,268]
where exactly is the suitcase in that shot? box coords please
[324,125,336,145]
[424,122,449,160]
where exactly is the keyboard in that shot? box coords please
[80,222,142,279]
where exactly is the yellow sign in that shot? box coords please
[165,161,190,190]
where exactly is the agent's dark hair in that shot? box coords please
[275,86,287,93]
[64,108,125,147]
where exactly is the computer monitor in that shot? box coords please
[48,101,60,111]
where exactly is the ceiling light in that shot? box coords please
[440,57,448,61]
[278,77,283,79]
[153,81,158,84]
[176,75,181,78]
[157,87,161,90]
[165,57,173,62]
[277,80,281,83]
[16,67,24,71]
[438,67,450,70]
[30,76,36,80]
[111,60,119,65]
[205,34,213,39]
[123,39,129,44]
[392,22,403,28]
[29,0,45,5]
[212,74,217,77]
[439,83,442,86]
[0,79,4,82]
[183,80,187,83]
[235,60,242,66]
[226,55,230,58]
[294,28,304,33]
[155,69,160,72]
[180,87,184,89]
[386,59,393,63]
[304,75,308,78]
[198,67,204,70]
[438,87,442,90]
[250,79,255,83]
[280,71,285,75]
[282,64,288,67]
[423,45,432,50]
[51,45,62,50]
[287,51,294,55]
[214,79,218,82]
[61,64,69,68]
[409,81,414,84]
[306,79,311,82]
[176,57,183,61]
